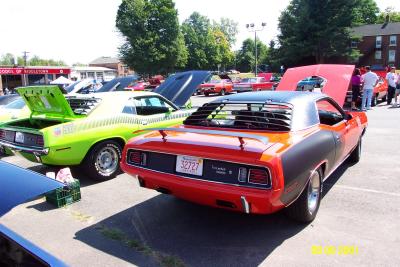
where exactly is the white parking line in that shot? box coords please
[325,183,400,197]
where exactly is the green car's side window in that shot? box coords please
[122,99,137,115]
[134,96,175,116]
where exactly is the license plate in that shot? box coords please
[176,155,203,176]
[15,132,24,143]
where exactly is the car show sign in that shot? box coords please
[0,67,71,75]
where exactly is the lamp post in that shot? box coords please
[246,22,266,76]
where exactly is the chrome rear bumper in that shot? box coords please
[0,140,49,156]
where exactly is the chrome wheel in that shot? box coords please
[95,146,119,175]
[307,171,321,214]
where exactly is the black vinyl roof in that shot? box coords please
[207,91,328,131]
[211,91,325,105]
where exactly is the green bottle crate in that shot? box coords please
[45,179,81,208]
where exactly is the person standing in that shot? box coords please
[394,70,400,107]
[351,68,362,110]
[361,66,379,111]
[386,66,398,105]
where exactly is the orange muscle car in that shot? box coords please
[120,65,367,223]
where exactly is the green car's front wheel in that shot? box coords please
[83,140,122,181]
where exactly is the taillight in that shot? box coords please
[129,150,147,166]
[0,129,5,139]
[36,135,44,146]
[248,169,270,185]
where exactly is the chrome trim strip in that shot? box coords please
[126,148,272,190]
[0,140,48,155]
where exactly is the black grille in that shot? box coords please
[66,97,101,115]
[184,102,292,131]
[127,150,271,189]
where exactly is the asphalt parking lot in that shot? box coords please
[1,94,400,267]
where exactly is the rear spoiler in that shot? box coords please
[134,127,268,149]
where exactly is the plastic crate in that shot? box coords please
[46,179,81,208]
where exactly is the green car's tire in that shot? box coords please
[83,140,122,181]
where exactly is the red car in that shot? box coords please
[346,75,388,107]
[197,79,233,96]
[197,74,233,96]
[232,76,275,92]
[121,64,367,223]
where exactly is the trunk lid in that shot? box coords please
[276,64,355,107]
[17,86,78,120]
[132,127,276,162]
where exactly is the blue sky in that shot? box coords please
[0,0,397,65]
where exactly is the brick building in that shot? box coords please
[352,22,400,69]
[89,56,134,77]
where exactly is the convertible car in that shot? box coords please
[120,65,367,223]
[0,71,210,180]
[0,161,66,266]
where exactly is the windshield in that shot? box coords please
[209,80,222,84]
[4,98,25,109]
[240,78,258,83]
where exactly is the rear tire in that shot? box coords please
[82,140,122,181]
[220,89,226,96]
[204,92,209,96]
[348,138,362,163]
[285,168,322,223]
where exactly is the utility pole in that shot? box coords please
[22,51,29,66]
[246,23,266,76]
[22,51,30,86]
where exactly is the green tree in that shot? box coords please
[236,38,268,73]
[116,0,187,75]
[352,0,379,25]
[182,12,235,71]
[182,12,214,70]
[29,55,66,66]
[0,53,16,65]
[376,7,400,23]
[277,0,359,66]
[214,18,239,47]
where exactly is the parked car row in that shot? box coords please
[0,65,367,225]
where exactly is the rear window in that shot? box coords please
[4,98,25,109]
[184,102,292,131]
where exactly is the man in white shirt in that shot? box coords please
[361,66,379,111]
[386,67,399,107]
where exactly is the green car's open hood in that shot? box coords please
[17,86,77,120]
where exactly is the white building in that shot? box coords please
[71,66,117,82]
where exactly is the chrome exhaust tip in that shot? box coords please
[240,196,250,214]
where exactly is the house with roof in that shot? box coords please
[89,56,134,77]
[351,22,400,69]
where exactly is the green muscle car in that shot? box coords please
[0,71,210,180]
